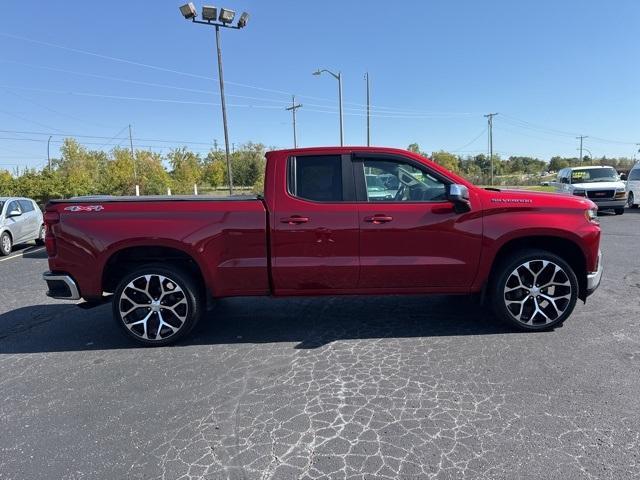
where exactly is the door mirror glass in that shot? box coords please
[447,184,471,213]
[560,177,569,184]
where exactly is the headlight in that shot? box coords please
[614,187,627,199]
[585,207,599,224]
[573,189,586,197]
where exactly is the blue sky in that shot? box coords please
[1,0,638,170]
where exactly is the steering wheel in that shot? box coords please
[394,184,406,201]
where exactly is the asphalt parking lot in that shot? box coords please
[0,210,639,480]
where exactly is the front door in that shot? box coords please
[271,154,359,292]
[354,154,483,289]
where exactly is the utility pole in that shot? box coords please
[129,124,139,196]
[285,94,303,148]
[47,135,52,170]
[365,72,371,146]
[484,113,498,185]
[576,135,588,163]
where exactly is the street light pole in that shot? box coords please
[314,68,344,146]
[179,3,250,195]
[214,25,233,194]
[365,72,370,146]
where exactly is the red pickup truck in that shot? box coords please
[42,147,602,346]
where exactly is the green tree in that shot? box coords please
[167,147,202,194]
[0,170,15,196]
[431,151,459,172]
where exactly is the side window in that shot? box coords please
[630,169,640,181]
[18,200,34,212]
[7,201,21,214]
[362,159,447,202]
[289,155,344,202]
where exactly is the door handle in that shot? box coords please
[364,215,393,224]
[281,215,309,224]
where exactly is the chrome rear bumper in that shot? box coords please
[43,272,81,300]
[586,250,603,295]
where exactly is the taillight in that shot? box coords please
[44,210,60,256]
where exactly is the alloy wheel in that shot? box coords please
[118,274,189,341]
[1,234,11,254]
[628,192,635,208]
[503,260,572,326]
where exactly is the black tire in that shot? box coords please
[490,249,578,331]
[0,231,12,256]
[35,225,45,246]
[112,264,204,346]
[614,208,624,215]
[628,192,638,209]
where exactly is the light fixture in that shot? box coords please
[179,2,197,19]
[218,8,235,23]
[201,5,217,21]
[312,69,321,76]
[237,12,249,28]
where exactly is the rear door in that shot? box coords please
[353,153,483,289]
[18,200,39,240]
[271,154,359,292]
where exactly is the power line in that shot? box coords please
[452,128,487,152]
[0,33,478,114]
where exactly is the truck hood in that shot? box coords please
[481,188,595,210]
[571,181,625,190]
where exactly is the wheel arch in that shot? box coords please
[488,235,588,301]
[101,244,208,296]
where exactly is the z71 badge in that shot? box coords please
[64,205,104,212]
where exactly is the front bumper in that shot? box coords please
[43,272,81,300]
[590,199,626,209]
[586,250,603,296]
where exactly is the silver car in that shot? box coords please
[0,197,45,256]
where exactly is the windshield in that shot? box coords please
[571,168,618,183]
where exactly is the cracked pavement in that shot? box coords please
[0,211,639,479]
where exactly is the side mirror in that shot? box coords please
[447,184,471,213]
[7,209,21,218]
[560,177,569,184]
[620,173,627,181]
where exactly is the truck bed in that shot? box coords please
[45,196,269,299]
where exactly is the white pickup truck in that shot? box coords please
[554,166,627,215]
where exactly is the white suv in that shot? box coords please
[554,166,627,215]
[625,163,640,209]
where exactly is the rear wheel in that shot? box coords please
[614,208,624,215]
[490,249,578,331]
[112,264,203,346]
[35,225,45,245]
[0,232,12,256]
[628,192,637,209]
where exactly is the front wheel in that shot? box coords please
[0,232,12,256]
[113,264,203,346]
[614,208,624,215]
[490,249,578,331]
[627,192,637,209]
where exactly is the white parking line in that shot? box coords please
[0,246,45,263]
